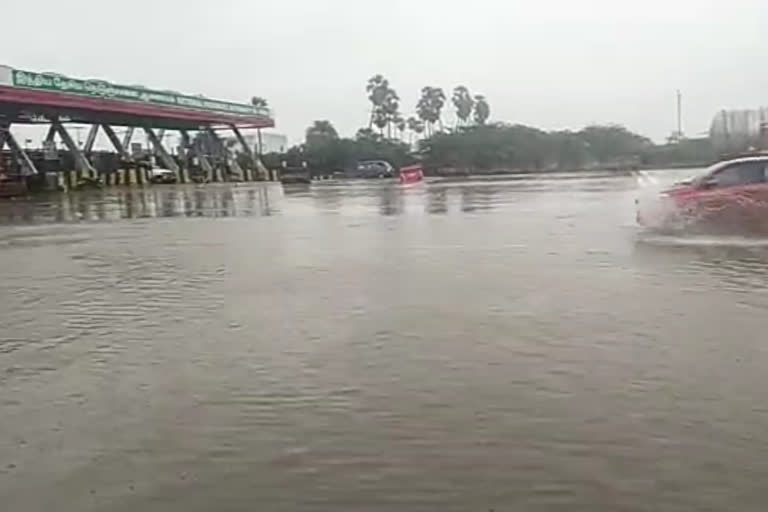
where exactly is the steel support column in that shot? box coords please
[83,125,99,153]
[154,129,165,154]
[187,130,213,181]
[2,124,39,176]
[0,124,8,152]
[53,119,97,177]
[231,125,255,180]
[205,127,241,181]
[44,124,56,144]
[122,127,134,150]
[177,130,192,184]
[205,127,226,181]
[102,125,130,160]
[143,127,179,174]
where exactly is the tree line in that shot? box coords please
[259,75,716,175]
[365,74,490,141]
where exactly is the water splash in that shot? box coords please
[632,171,686,231]
[636,231,768,248]
[634,170,660,188]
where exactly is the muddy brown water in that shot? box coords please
[3,172,768,511]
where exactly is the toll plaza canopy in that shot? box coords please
[0,65,274,130]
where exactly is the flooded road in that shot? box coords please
[3,172,768,511]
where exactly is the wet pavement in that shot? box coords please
[3,172,768,511]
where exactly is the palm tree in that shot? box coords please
[250,96,269,155]
[452,86,475,127]
[366,75,390,129]
[367,75,401,138]
[372,108,388,135]
[382,88,400,139]
[473,94,490,125]
[393,114,406,141]
[407,116,425,145]
[416,86,446,137]
[250,96,268,112]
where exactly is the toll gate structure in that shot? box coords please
[0,65,274,188]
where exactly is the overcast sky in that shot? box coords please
[3,0,767,144]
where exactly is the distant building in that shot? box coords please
[710,108,768,152]
[229,131,288,154]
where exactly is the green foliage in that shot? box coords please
[366,74,401,138]
[407,117,425,135]
[264,76,712,176]
[419,123,693,172]
[267,122,415,174]
[366,75,389,107]
[452,86,475,126]
[473,95,490,125]
[416,86,447,136]
[306,120,339,142]
[250,96,268,108]
[577,124,652,162]
[640,137,717,167]
[261,151,283,169]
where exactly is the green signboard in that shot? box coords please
[11,68,268,118]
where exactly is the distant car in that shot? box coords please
[636,156,768,233]
[148,168,177,184]
[279,167,311,185]
[352,160,395,179]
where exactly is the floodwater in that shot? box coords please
[2,171,768,511]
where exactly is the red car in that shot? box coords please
[636,156,768,233]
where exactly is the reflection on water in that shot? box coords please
[0,185,279,224]
[0,173,639,225]
[3,171,768,512]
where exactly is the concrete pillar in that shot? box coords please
[56,172,67,191]
[229,158,245,181]
[135,166,145,186]
[122,168,134,186]
[256,159,270,181]
[64,170,75,190]
[178,166,188,184]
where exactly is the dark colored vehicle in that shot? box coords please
[637,156,768,233]
[350,160,394,179]
[147,168,178,184]
[279,166,311,184]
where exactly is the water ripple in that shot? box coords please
[2,175,768,511]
